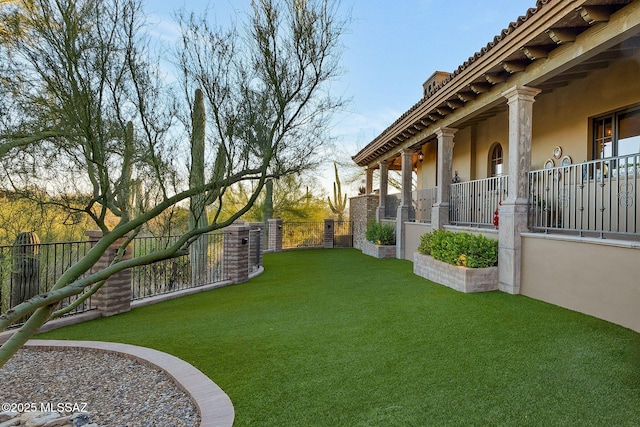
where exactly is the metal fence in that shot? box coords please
[281,221,353,249]
[131,233,227,300]
[450,176,509,227]
[281,221,325,249]
[0,239,96,319]
[334,221,353,247]
[415,187,437,223]
[529,154,639,237]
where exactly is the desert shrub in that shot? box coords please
[418,230,498,268]
[365,222,395,245]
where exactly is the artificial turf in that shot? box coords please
[39,248,640,426]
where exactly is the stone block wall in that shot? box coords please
[268,218,283,252]
[349,195,378,250]
[86,231,132,317]
[224,225,250,284]
[323,219,334,248]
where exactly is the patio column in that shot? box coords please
[365,167,374,194]
[396,149,414,259]
[376,160,389,222]
[431,127,457,230]
[499,86,541,294]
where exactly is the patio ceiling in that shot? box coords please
[353,0,636,168]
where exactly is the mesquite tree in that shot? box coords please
[0,0,347,367]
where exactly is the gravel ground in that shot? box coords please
[0,348,200,427]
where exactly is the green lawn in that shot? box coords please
[39,248,640,426]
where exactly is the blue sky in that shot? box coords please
[149,0,535,188]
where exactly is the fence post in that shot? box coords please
[268,218,282,253]
[248,222,263,272]
[224,225,250,284]
[324,219,335,249]
[86,231,132,317]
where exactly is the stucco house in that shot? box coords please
[351,0,640,332]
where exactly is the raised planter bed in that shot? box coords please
[413,252,497,293]
[362,240,396,259]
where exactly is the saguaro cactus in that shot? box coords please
[328,163,347,221]
[262,179,274,249]
[10,231,40,309]
[189,88,209,285]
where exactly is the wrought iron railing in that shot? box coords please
[450,176,508,227]
[131,233,226,300]
[281,222,324,249]
[385,189,435,222]
[333,221,353,248]
[529,154,639,237]
[384,193,401,219]
[0,240,96,320]
[415,187,437,223]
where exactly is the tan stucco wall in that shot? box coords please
[531,52,640,169]
[404,222,432,260]
[416,50,640,184]
[521,234,640,333]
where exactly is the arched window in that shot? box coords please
[489,143,503,177]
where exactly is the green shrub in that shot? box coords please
[418,230,498,268]
[417,232,432,255]
[365,222,395,245]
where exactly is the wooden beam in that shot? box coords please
[457,92,476,102]
[469,83,491,94]
[436,106,453,116]
[484,73,508,84]
[501,61,527,74]
[546,28,577,45]
[577,6,611,25]
[446,99,464,109]
[521,46,550,60]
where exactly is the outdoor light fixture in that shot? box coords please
[241,237,249,245]
[417,152,424,162]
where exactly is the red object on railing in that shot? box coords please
[493,209,499,227]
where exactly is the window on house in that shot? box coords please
[489,143,503,177]
[593,107,640,160]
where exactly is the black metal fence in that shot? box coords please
[529,154,640,238]
[0,239,97,318]
[282,221,325,249]
[131,233,227,300]
[281,221,353,249]
[333,221,353,247]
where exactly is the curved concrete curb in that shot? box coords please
[24,340,234,427]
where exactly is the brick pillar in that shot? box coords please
[268,218,282,252]
[324,219,335,248]
[248,222,263,272]
[85,231,132,317]
[224,225,250,284]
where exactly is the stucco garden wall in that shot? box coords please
[521,234,640,333]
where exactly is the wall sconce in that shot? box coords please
[241,237,249,245]
[417,152,424,163]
